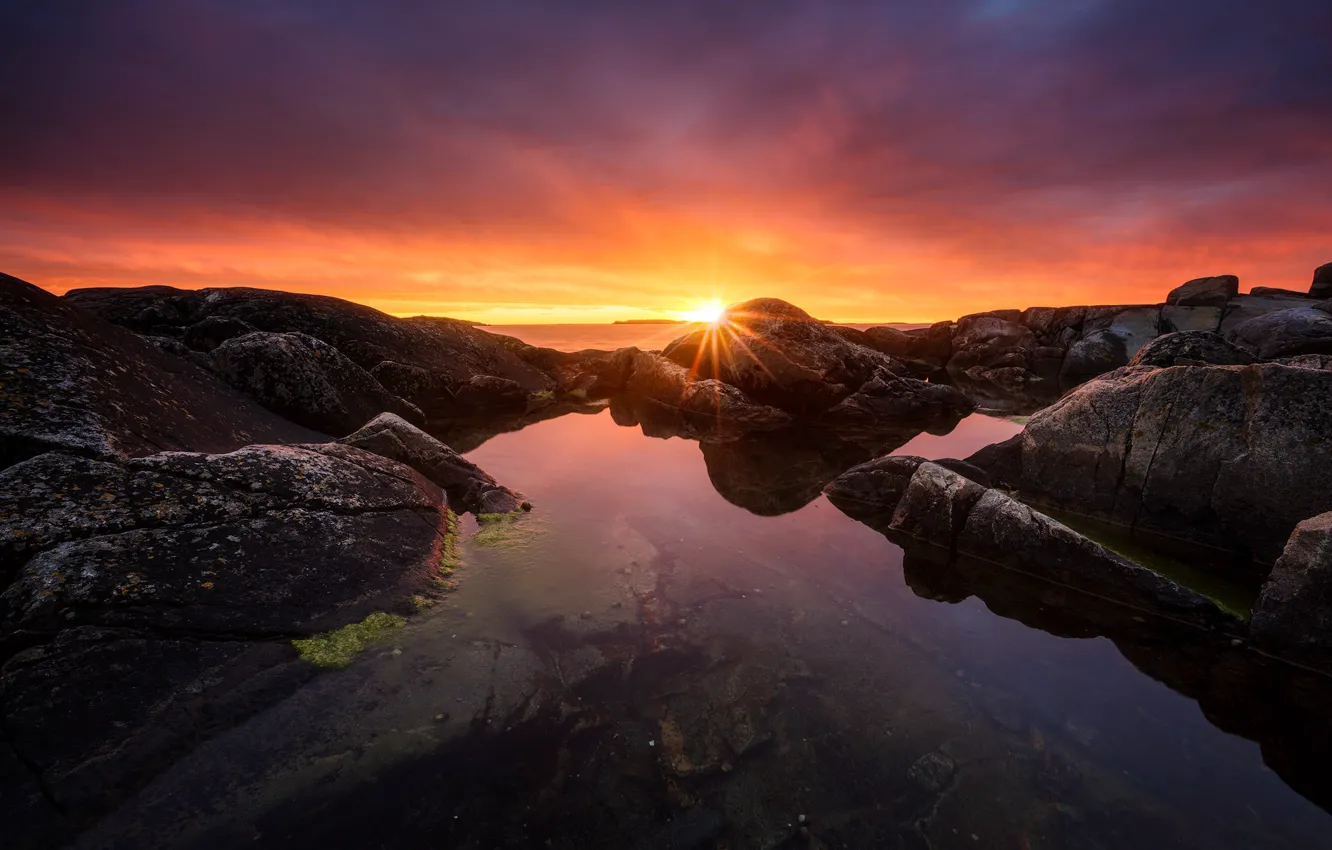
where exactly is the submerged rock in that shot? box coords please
[339,412,528,514]
[0,273,318,467]
[210,331,424,435]
[1252,513,1332,649]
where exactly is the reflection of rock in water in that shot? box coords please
[426,401,605,453]
[893,534,1332,815]
[610,393,948,515]
[700,429,923,516]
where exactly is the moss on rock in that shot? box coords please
[292,612,406,668]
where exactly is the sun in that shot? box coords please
[679,300,726,324]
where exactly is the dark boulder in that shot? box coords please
[1166,275,1238,307]
[449,374,529,414]
[516,346,638,398]
[1059,328,1129,387]
[0,273,318,468]
[339,413,528,514]
[1310,262,1332,299]
[181,315,257,351]
[849,322,953,375]
[1127,331,1255,369]
[209,331,424,435]
[1226,305,1332,359]
[369,360,457,419]
[819,371,972,427]
[1252,512,1332,649]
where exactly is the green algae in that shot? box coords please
[1037,506,1259,619]
[292,612,406,668]
[434,507,462,592]
[471,511,542,549]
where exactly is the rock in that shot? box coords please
[822,455,928,519]
[452,374,529,414]
[624,350,792,431]
[181,315,257,351]
[1166,275,1238,307]
[369,360,457,419]
[339,413,528,514]
[1059,328,1129,388]
[1016,362,1332,565]
[888,462,988,544]
[1310,262,1332,299]
[0,273,318,468]
[819,371,972,427]
[1249,287,1311,299]
[1275,353,1332,371]
[0,439,454,842]
[1159,305,1224,334]
[964,434,1023,489]
[517,346,638,398]
[64,285,555,410]
[660,298,908,413]
[1217,293,1314,337]
[853,322,953,374]
[880,464,1237,626]
[907,751,956,793]
[209,331,424,435]
[1252,512,1332,649]
[1225,305,1332,359]
[1127,331,1255,368]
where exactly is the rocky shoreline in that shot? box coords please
[5,264,1332,846]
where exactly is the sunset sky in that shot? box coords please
[3,1,1331,324]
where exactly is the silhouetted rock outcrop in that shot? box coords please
[1167,275,1239,307]
[63,285,555,420]
[1310,262,1332,299]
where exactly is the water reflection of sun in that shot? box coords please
[678,300,726,324]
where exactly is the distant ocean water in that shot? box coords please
[484,322,923,352]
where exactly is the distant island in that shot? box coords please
[612,318,688,325]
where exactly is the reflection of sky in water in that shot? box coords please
[461,409,1331,845]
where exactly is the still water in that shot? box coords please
[85,408,1332,849]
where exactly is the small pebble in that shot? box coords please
[797,814,807,824]
[611,601,623,609]
[840,620,849,627]
[435,713,444,721]
[677,618,687,626]
[390,648,402,656]
[1230,638,1243,646]
[579,611,592,620]
[648,740,655,747]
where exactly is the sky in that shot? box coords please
[2,0,1331,324]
